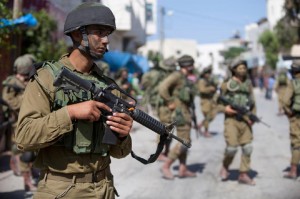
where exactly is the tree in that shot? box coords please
[259,30,279,69]
[275,17,298,52]
[221,47,246,61]
[21,10,67,61]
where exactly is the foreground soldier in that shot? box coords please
[159,55,196,179]
[2,54,37,192]
[197,65,219,137]
[15,3,133,199]
[282,56,300,179]
[219,59,256,185]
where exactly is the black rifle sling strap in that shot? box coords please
[130,134,169,164]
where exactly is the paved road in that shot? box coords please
[1,88,300,199]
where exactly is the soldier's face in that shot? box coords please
[234,64,247,78]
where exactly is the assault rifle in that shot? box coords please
[218,96,270,128]
[190,97,201,138]
[53,67,191,164]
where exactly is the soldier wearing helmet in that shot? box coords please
[218,57,257,185]
[158,55,196,179]
[15,3,133,198]
[2,54,36,192]
[282,45,300,179]
[196,65,219,137]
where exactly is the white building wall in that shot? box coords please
[138,39,198,67]
[197,44,226,77]
[103,0,157,52]
[267,0,285,29]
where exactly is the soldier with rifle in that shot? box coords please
[282,45,300,179]
[159,55,197,180]
[2,54,38,193]
[15,3,134,199]
[218,58,257,185]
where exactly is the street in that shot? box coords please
[1,88,300,199]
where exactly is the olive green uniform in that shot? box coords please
[220,78,256,172]
[282,77,300,165]
[158,71,192,163]
[197,77,218,131]
[274,75,291,113]
[15,55,132,199]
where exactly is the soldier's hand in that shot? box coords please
[224,105,237,115]
[168,102,176,110]
[67,100,112,122]
[106,112,133,137]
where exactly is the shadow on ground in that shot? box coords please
[173,163,206,173]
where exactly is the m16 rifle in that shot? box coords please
[218,96,270,128]
[53,67,191,164]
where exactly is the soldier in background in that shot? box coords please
[159,55,196,180]
[197,65,219,137]
[219,59,256,185]
[282,46,300,179]
[115,67,135,99]
[2,54,37,192]
[275,68,291,115]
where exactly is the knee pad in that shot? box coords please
[242,143,253,156]
[225,146,238,156]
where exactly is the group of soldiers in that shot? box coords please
[140,50,300,186]
[1,2,300,199]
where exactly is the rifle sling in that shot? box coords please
[130,134,169,164]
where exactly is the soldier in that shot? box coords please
[197,65,219,137]
[2,54,37,192]
[115,67,135,99]
[15,2,133,199]
[159,55,196,180]
[282,49,300,179]
[219,59,256,185]
[275,68,291,115]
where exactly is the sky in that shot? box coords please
[148,0,266,44]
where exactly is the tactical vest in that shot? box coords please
[35,61,110,155]
[225,78,253,108]
[278,73,287,85]
[292,79,300,112]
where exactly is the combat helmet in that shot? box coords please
[64,2,116,35]
[159,56,177,71]
[14,55,34,75]
[177,55,194,68]
[229,57,247,71]
[290,45,300,74]
[200,65,212,77]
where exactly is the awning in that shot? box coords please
[102,51,149,74]
[0,13,38,28]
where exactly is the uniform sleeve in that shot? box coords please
[109,135,132,158]
[282,82,294,115]
[198,79,213,94]
[158,72,179,104]
[15,68,73,151]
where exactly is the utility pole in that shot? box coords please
[13,0,22,19]
[159,6,165,59]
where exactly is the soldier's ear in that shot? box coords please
[70,30,82,43]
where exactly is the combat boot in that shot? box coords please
[283,164,297,179]
[161,159,174,180]
[238,172,255,186]
[178,164,196,178]
[23,171,37,192]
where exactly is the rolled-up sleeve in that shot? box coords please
[15,68,73,151]
[109,136,132,158]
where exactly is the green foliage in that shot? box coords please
[275,18,298,52]
[258,30,279,69]
[222,47,246,60]
[0,0,20,54]
[21,10,67,61]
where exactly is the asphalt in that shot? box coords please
[1,88,300,199]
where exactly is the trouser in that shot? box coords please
[289,116,300,165]
[34,167,116,199]
[200,99,217,130]
[222,118,253,172]
[168,124,191,164]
